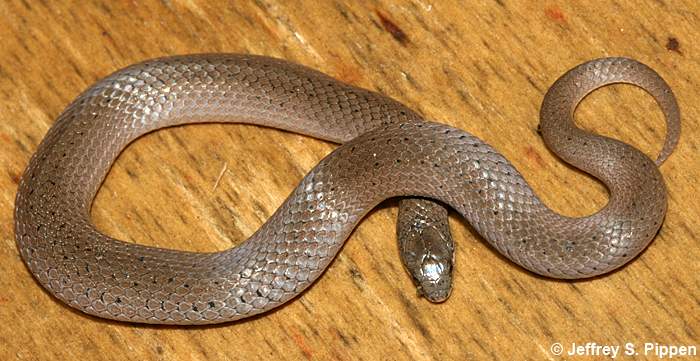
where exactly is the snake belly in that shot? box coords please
[14,55,680,324]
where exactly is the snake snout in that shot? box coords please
[416,257,453,303]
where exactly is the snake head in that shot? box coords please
[413,253,453,303]
[399,223,455,303]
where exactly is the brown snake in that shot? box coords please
[14,55,680,324]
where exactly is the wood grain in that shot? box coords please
[1,1,698,360]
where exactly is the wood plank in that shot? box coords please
[0,1,697,360]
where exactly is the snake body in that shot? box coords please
[14,55,679,324]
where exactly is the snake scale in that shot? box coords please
[14,55,680,324]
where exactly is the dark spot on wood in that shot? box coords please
[376,11,409,45]
[666,37,681,53]
[349,267,363,280]
[8,170,20,184]
[524,146,546,168]
[335,329,351,346]
[544,6,566,24]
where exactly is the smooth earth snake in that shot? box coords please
[14,55,680,324]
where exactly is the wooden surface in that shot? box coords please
[1,1,698,360]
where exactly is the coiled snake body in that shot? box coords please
[14,55,680,324]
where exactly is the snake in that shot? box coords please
[14,54,680,324]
